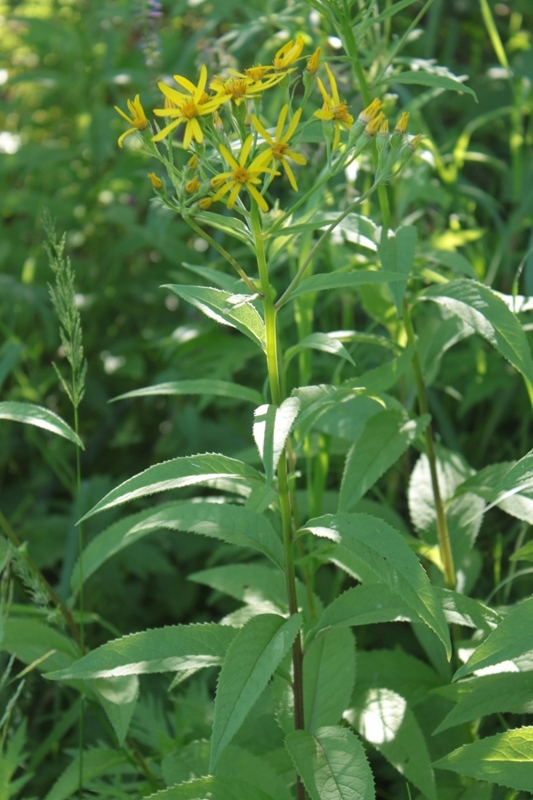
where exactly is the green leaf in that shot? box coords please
[378,68,477,99]
[91,675,139,746]
[301,513,451,658]
[289,270,413,302]
[45,622,237,680]
[253,397,300,484]
[193,211,254,245]
[304,628,356,732]
[308,584,420,643]
[435,671,533,733]
[354,649,443,708]
[276,212,377,246]
[164,285,265,349]
[423,280,533,384]
[454,597,533,680]
[339,410,429,511]
[141,775,278,800]
[346,688,437,800]
[423,249,478,279]
[79,454,265,522]
[2,618,79,674]
[434,728,533,791]
[436,588,502,634]
[0,401,83,448]
[285,333,356,368]
[489,447,533,503]
[43,748,127,800]
[111,379,263,405]
[350,344,415,393]
[216,745,293,800]
[286,726,375,800]
[73,501,284,593]
[210,613,301,770]
[378,226,417,314]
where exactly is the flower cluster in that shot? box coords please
[114,35,420,214]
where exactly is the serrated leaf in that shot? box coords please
[354,649,443,708]
[346,688,437,800]
[0,401,83,447]
[164,285,265,348]
[434,728,533,791]
[91,675,139,746]
[289,270,413,302]
[2,618,79,674]
[350,343,415,393]
[339,410,429,511]
[142,775,278,800]
[308,584,420,644]
[301,513,451,658]
[210,613,301,770]
[436,588,502,634]
[454,597,533,680]
[45,623,237,680]
[378,68,477,99]
[285,334,355,368]
[111,379,262,405]
[43,748,127,800]
[253,397,300,483]
[216,745,293,800]
[423,280,533,384]
[378,226,417,314]
[435,671,533,733]
[304,628,356,732]
[79,454,264,522]
[286,726,375,800]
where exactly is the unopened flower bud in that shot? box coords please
[306,47,321,75]
[185,177,201,194]
[198,197,213,209]
[147,172,163,190]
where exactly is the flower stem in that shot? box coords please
[250,201,305,798]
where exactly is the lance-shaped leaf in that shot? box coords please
[164,285,265,349]
[43,748,127,800]
[434,728,533,792]
[138,775,278,800]
[0,401,83,448]
[304,628,356,732]
[339,410,429,511]
[45,623,237,680]
[253,397,300,483]
[289,270,413,302]
[376,68,477,99]
[378,226,417,315]
[210,613,301,771]
[112,379,262,405]
[346,688,437,800]
[423,280,533,384]
[285,334,355,368]
[300,513,451,658]
[454,597,533,680]
[435,671,533,733]
[79,454,264,522]
[286,726,375,800]
[71,501,284,597]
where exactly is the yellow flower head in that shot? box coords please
[273,35,305,70]
[210,134,279,212]
[394,111,410,135]
[306,47,321,75]
[358,98,383,126]
[210,70,286,105]
[245,64,273,81]
[114,95,149,147]
[314,63,354,149]
[251,104,307,191]
[152,65,227,149]
[147,172,163,190]
[185,176,201,194]
[364,111,385,137]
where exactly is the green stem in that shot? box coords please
[250,202,305,799]
[185,216,259,295]
[402,300,456,590]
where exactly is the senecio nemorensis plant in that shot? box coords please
[16,2,533,799]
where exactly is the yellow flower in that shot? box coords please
[245,64,273,80]
[364,111,385,137]
[314,63,354,149]
[211,134,279,212]
[210,70,286,106]
[251,104,307,191]
[198,197,213,210]
[273,35,305,70]
[185,176,201,194]
[306,46,321,74]
[147,172,163,190]
[152,65,227,148]
[394,111,410,135]
[114,95,149,148]
[358,98,383,126]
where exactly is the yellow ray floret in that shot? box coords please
[153,65,227,149]
[114,95,149,147]
[313,63,354,149]
[210,134,279,212]
[273,35,305,70]
[251,104,307,191]
[210,70,286,105]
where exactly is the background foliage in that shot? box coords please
[1,0,533,798]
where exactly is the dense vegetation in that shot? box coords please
[1,1,533,798]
